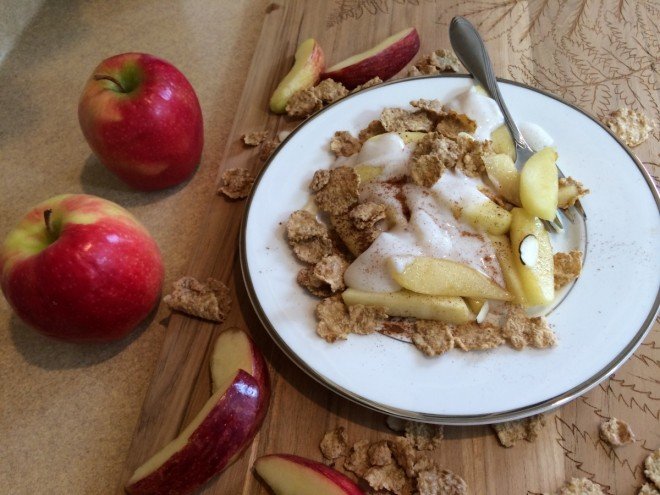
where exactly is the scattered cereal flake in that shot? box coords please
[493,414,546,447]
[314,254,348,292]
[381,108,434,133]
[368,440,393,466]
[502,304,556,350]
[411,320,454,357]
[330,131,362,157]
[218,167,255,199]
[386,416,407,433]
[348,304,387,335]
[331,211,381,256]
[411,154,445,187]
[645,449,660,488]
[320,427,348,463]
[554,477,606,495]
[417,467,468,495]
[363,464,410,494]
[413,133,461,169]
[380,318,416,342]
[359,119,387,143]
[315,166,360,215]
[405,421,444,451]
[310,169,331,192]
[604,107,655,147]
[242,131,268,146]
[314,78,349,103]
[409,49,461,75]
[435,111,477,140]
[390,436,417,477]
[163,277,231,323]
[344,439,371,477]
[554,250,583,290]
[297,267,333,297]
[258,137,280,161]
[411,98,445,118]
[453,322,505,351]
[286,88,323,117]
[352,77,383,92]
[350,202,387,230]
[286,210,333,264]
[639,483,660,495]
[599,417,635,446]
[558,177,589,209]
[316,296,351,343]
[456,133,492,177]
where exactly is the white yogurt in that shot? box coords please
[354,133,412,180]
[519,122,554,151]
[445,87,504,141]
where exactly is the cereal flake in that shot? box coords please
[348,304,387,335]
[408,49,461,76]
[604,107,655,147]
[417,467,468,495]
[359,119,387,143]
[352,77,383,92]
[639,483,660,495]
[330,131,362,157]
[242,131,268,146]
[389,436,417,477]
[558,177,589,209]
[218,167,255,199]
[344,439,371,477]
[493,414,546,447]
[320,427,348,463]
[381,108,434,133]
[411,155,445,187]
[315,166,360,215]
[502,304,556,350]
[435,111,477,140]
[350,202,387,230]
[453,322,505,351]
[163,277,231,323]
[310,169,331,191]
[404,421,444,451]
[258,137,280,161]
[314,78,349,104]
[286,210,333,264]
[331,211,381,256]
[286,88,323,118]
[411,320,454,357]
[599,417,635,446]
[554,477,605,495]
[411,99,445,118]
[297,267,333,297]
[368,440,393,466]
[456,133,493,177]
[644,449,660,489]
[316,296,351,343]
[554,250,583,290]
[314,254,348,292]
[363,464,410,495]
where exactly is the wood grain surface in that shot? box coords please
[119,1,659,494]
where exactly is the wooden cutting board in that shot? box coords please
[118,1,660,494]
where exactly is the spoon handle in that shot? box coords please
[449,16,527,149]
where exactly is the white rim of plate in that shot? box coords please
[240,74,660,425]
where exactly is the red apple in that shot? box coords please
[78,52,203,191]
[321,27,420,89]
[0,194,163,342]
[126,329,270,495]
[254,454,364,495]
[270,38,325,113]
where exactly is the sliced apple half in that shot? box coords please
[321,27,420,89]
[519,147,559,221]
[126,330,270,495]
[491,124,516,161]
[270,38,325,113]
[389,256,511,301]
[254,454,364,495]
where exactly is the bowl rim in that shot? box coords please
[239,74,660,425]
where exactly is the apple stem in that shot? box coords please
[93,74,126,93]
[44,209,54,238]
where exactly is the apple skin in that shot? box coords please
[254,454,364,495]
[321,28,420,89]
[270,39,325,113]
[0,194,163,342]
[211,328,269,393]
[126,370,270,495]
[78,52,203,191]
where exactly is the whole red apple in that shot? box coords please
[0,194,164,342]
[78,53,203,191]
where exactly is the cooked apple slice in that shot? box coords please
[483,153,520,205]
[254,454,363,495]
[126,330,270,495]
[321,27,420,89]
[389,256,511,300]
[270,39,325,113]
[509,208,554,306]
[461,199,512,235]
[491,124,516,161]
[488,234,527,305]
[519,147,559,220]
[399,131,427,144]
[464,297,484,314]
[342,288,472,323]
[353,164,383,182]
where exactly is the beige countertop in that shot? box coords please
[0,1,268,493]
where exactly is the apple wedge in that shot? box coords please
[126,330,270,495]
[488,234,527,306]
[491,124,516,161]
[321,27,420,89]
[483,153,521,205]
[389,256,511,301]
[254,454,363,495]
[342,288,472,323]
[519,147,559,220]
[270,39,325,113]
